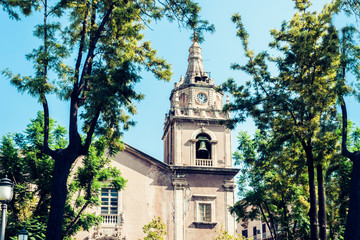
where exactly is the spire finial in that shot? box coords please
[192,31,199,43]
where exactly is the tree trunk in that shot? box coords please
[264,201,278,240]
[344,156,360,240]
[45,153,76,240]
[340,96,360,239]
[317,164,327,240]
[304,146,319,240]
[281,194,291,239]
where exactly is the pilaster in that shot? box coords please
[175,123,182,165]
[224,128,232,167]
[223,180,236,235]
[189,139,197,166]
[210,140,218,167]
[173,175,188,240]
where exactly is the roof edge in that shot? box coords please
[124,143,170,171]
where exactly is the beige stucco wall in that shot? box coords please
[74,146,237,240]
[236,214,272,239]
[112,150,174,240]
[185,174,226,239]
[183,173,236,239]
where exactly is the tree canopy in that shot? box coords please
[1,0,213,239]
[221,0,360,239]
[1,112,126,240]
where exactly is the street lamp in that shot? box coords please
[18,229,28,240]
[0,176,14,240]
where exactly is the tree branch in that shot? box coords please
[82,109,101,155]
[263,200,278,239]
[41,0,55,157]
[77,2,114,95]
[259,203,274,240]
[74,1,90,87]
[63,201,90,237]
[340,96,354,159]
[64,176,94,236]
[340,31,355,159]
[42,94,55,157]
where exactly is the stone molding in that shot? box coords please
[223,180,235,192]
[172,174,188,190]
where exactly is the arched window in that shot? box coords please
[196,133,211,160]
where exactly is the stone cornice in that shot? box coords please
[123,143,240,177]
[223,180,236,192]
[170,84,220,100]
[171,166,239,176]
[168,116,227,125]
[172,174,188,190]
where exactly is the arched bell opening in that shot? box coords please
[195,133,211,160]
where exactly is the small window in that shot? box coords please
[199,203,211,222]
[253,226,257,237]
[242,230,248,238]
[193,194,216,225]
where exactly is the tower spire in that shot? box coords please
[183,31,208,85]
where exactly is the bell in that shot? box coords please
[198,141,208,152]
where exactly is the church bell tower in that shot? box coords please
[162,34,232,168]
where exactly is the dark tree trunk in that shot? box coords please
[281,195,291,239]
[264,201,278,240]
[304,145,319,240]
[344,156,360,240]
[45,152,77,240]
[329,221,334,240]
[340,96,360,239]
[317,164,327,240]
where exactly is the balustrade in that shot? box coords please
[102,214,118,224]
[196,158,213,167]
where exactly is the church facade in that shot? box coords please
[76,37,239,240]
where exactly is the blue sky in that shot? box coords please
[0,0,358,160]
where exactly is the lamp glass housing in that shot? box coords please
[18,229,28,240]
[0,177,14,202]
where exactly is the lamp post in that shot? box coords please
[0,176,14,240]
[18,229,28,240]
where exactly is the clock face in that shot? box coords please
[196,93,207,104]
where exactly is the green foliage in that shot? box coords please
[231,131,310,239]
[340,0,360,16]
[0,112,126,240]
[293,0,312,12]
[2,0,214,153]
[223,1,355,239]
[232,123,355,239]
[337,25,360,102]
[213,225,248,240]
[8,217,47,240]
[2,0,213,238]
[0,0,40,20]
[63,137,127,238]
[141,217,167,240]
[325,155,352,239]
